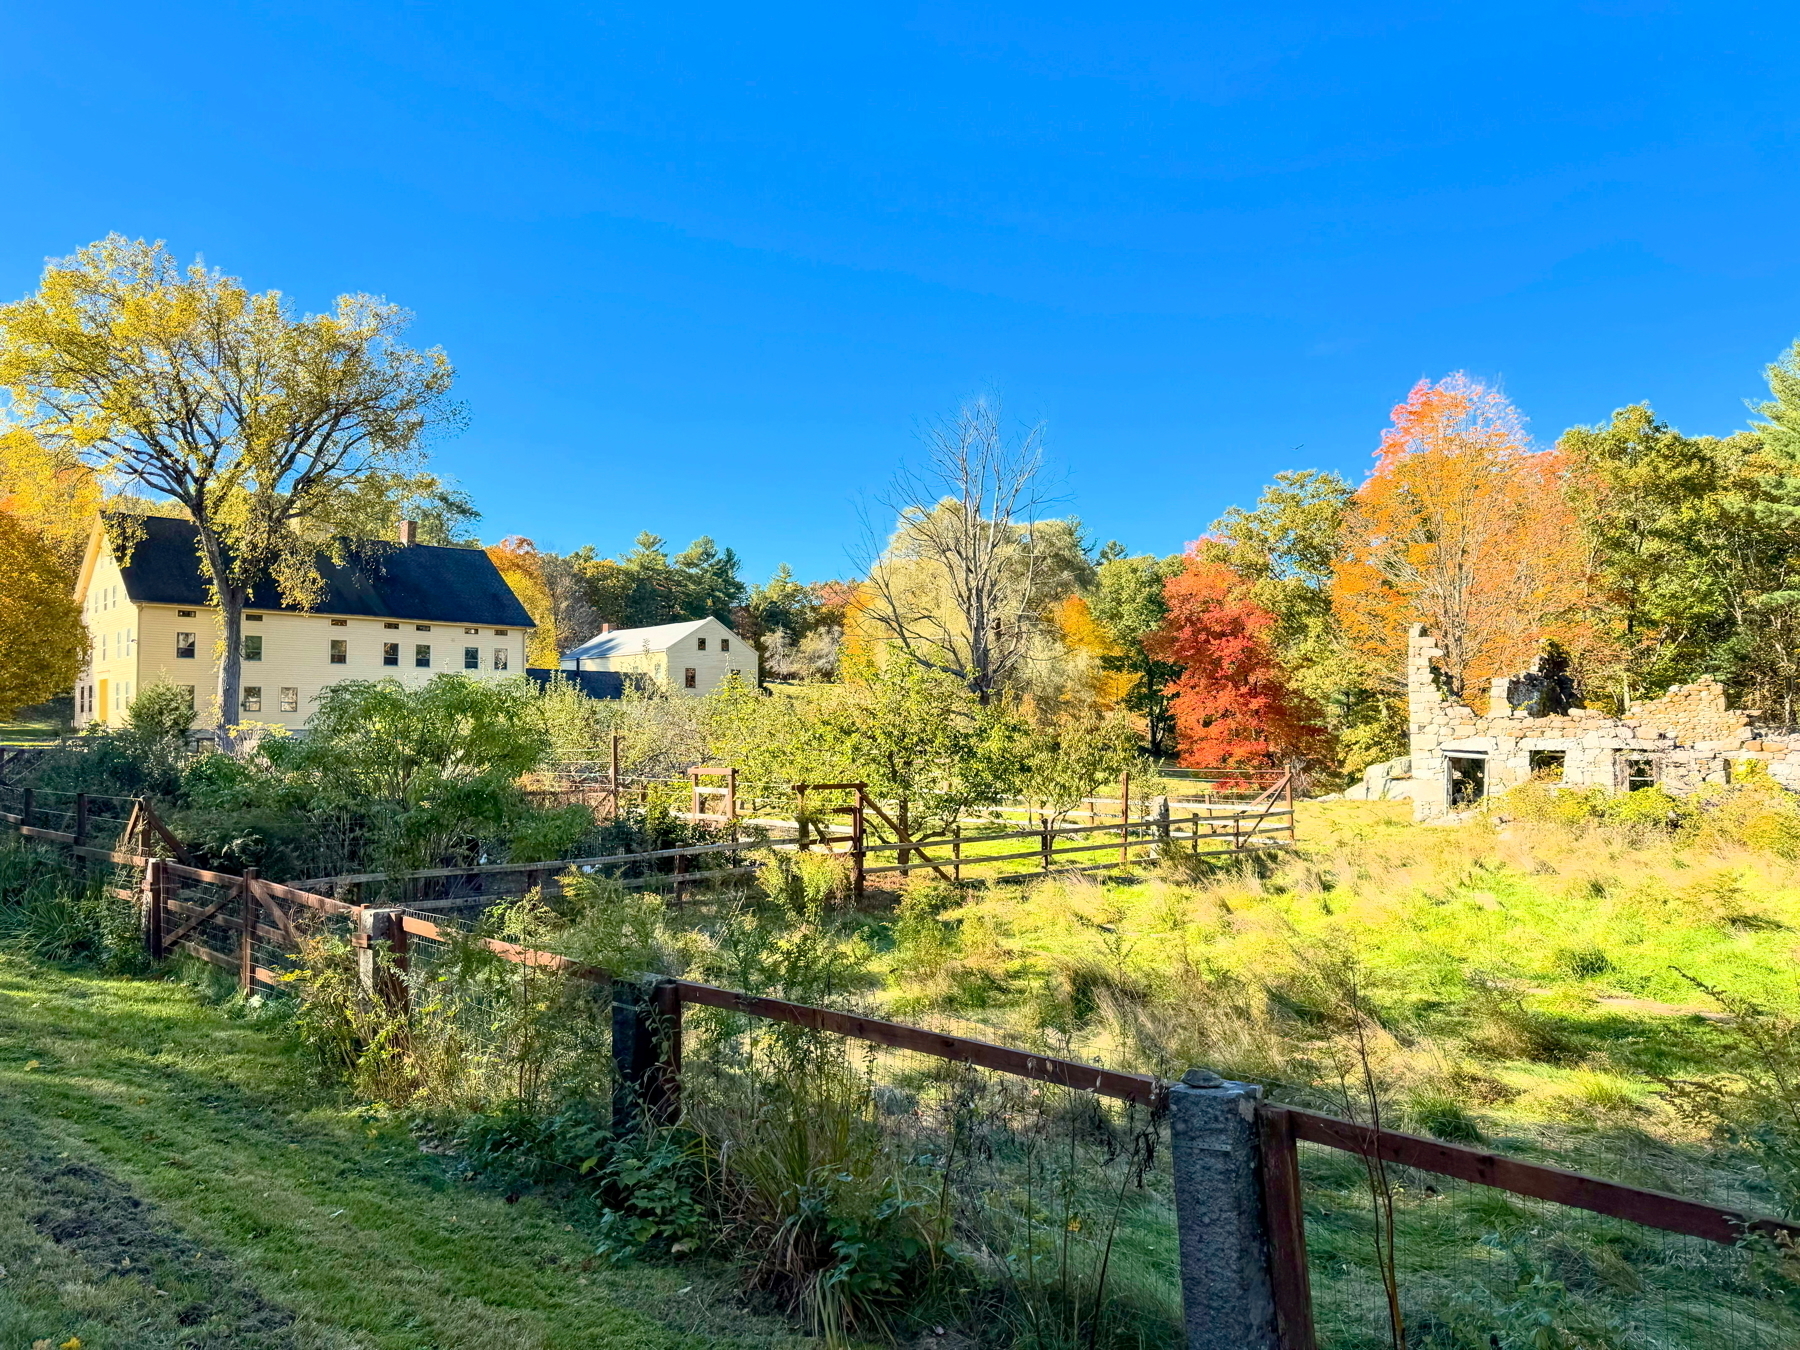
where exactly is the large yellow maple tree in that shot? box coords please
[1332,374,1599,698]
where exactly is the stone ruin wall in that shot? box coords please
[1407,624,1800,819]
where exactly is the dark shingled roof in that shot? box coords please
[525,668,626,700]
[109,515,534,628]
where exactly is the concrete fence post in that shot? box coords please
[355,908,406,1007]
[1169,1068,1279,1350]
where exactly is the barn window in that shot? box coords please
[175,632,196,659]
[1625,757,1657,791]
[697,637,707,650]
[684,668,698,689]
[383,643,399,666]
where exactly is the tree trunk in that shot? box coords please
[197,528,246,742]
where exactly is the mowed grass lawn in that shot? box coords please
[0,957,809,1350]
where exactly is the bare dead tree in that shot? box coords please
[860,397,1054,704]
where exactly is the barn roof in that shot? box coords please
[562,618,718,661]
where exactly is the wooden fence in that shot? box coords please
[3,790,1791,1346]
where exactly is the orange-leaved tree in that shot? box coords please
[1151,551,1329,769]
[486,536,560,668]
[1332,373,1595,698]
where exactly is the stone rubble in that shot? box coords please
[1406,624,1795,820]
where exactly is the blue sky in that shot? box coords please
[3,1,1798,583]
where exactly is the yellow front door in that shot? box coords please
[97,680,108,723]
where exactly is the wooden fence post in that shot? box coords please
[1157,796,1171,850]
[609,734,623,819]
[612,976,682,1135]
[850,793,866,903]
[794,785,809,851]
[1040,817,1052,872]
[239,869,259,992]
[143,857,165,960]
[1284,770,1297,844]
[952,823,962,883]
[1120,770,1131,867]
[72,793,89,878]
[20,787,33,830]
[1256,1107,1319,1350]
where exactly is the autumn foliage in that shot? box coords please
[1331,373,1595,697]
[486,536,560,668]
[0,511,87,719]
[1151,553,1329,769]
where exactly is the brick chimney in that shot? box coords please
[601,623,612,633]
[397,519,416,546]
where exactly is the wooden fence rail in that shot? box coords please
[7,783,1789,1346]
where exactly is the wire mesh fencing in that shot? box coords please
[1293,1129,1800,1349]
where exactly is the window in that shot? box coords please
[415,644,431,668]
[175,632,196,659]
[495,629,509,636]
[493,648,508,670]
[383,642,400,666]
[384,622,400,630]
[684,667,698,689]
[1446,755,1486,808]
[416,624,431,632]
[697,637,707,650]
[331,618,347,627]
[178,609,196,618]
[1528,750,1566,781]
[721,639,730,652]
[729,669,741,679]
[242,686,262,712]
[245,613,263,622]
[464,627,479,635]
[178,686,195,710]
[242,634,263,661]
[125,629,135,655]
[1625,757,1657,792]
[464,646,480,669]
[279,687,299,712]
[329,639,347,664]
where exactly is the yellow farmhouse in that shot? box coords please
[560,618,757,695]
[75,516,536,731]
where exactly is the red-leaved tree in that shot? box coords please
[1151,552,1331,770]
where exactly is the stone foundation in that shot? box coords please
[1407,625,1800,819]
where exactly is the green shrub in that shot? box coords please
[0,842,149,973]
[456,1102,709,1265]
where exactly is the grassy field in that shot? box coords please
[0,719,65,746]
[860,797,1800,1345]
[0,956,810,1350]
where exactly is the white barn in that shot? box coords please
[560,618,757,695]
